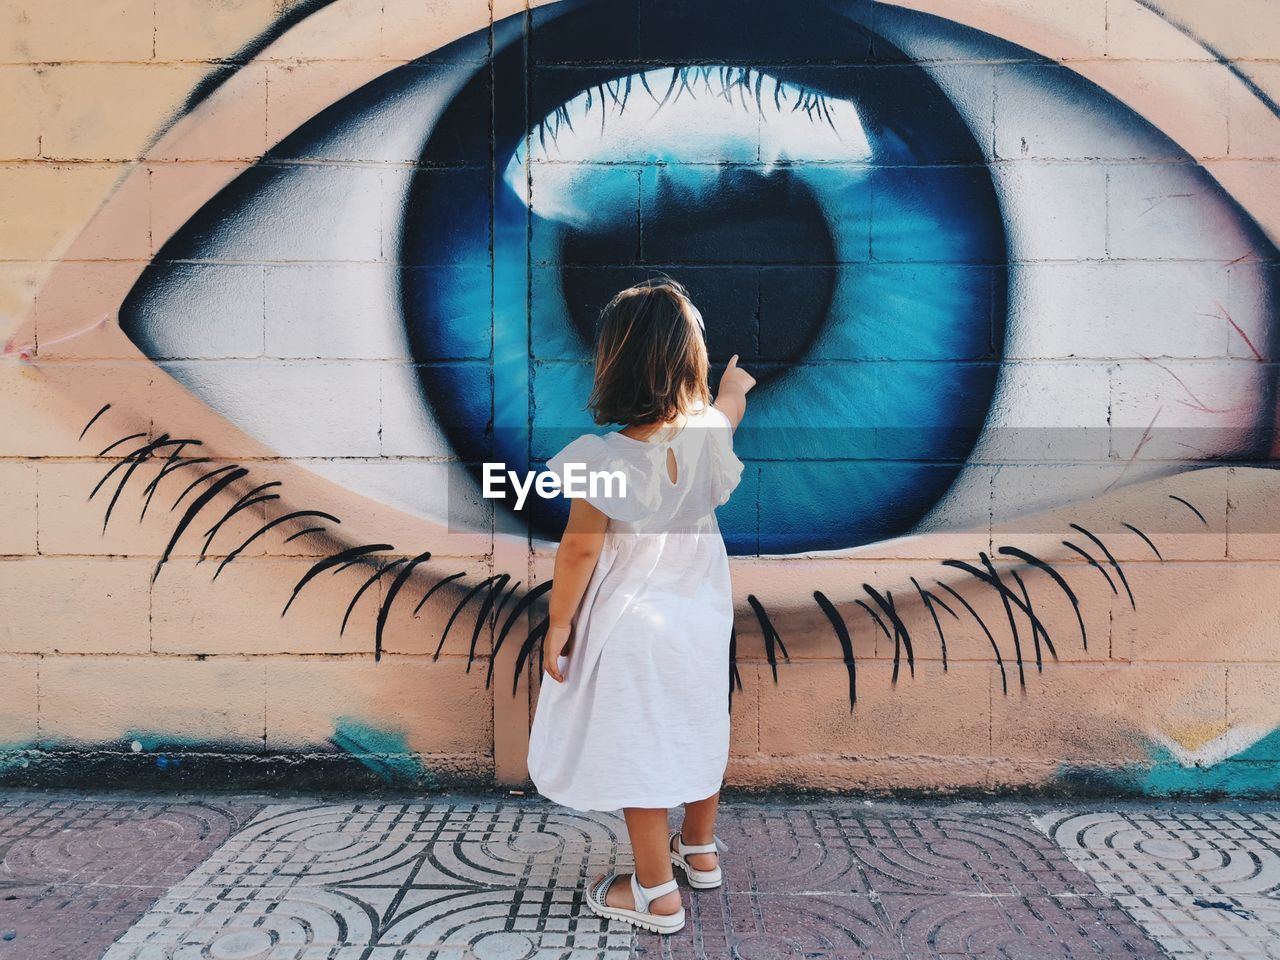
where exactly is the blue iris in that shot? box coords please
[402,0,1006,554]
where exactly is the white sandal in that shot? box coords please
[669,830,723,889]
[585,871,685,934]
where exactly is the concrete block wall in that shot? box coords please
[1,0,1278,795]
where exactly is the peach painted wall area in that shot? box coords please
[1,0,1278,795]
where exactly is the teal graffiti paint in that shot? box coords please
[0,743,33,775]
[329,718,434,785]
[1057,727,1280,798]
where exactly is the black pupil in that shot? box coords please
[560,166,836,385]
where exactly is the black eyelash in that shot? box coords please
[76,404,560,691]
[84,417,353,597]
[512,618,551,694]
[492,581,553,691]
[727,627,743,712]
[911,576,957,671]
[1061,538,1118,595]
[747,594,790,682]
[1168,493,1209,525]
[199,481,282,562]
[996,546,1086,651]
[155,466,250,584]
[813,591,856,712]
[91,437,186,527]
[1121,521,1164,560]
[97,431,148,456]
[179,0,341,116]
[213,509,341,579]
[79,402,111,441]
[171,463,242,512]
[343,558,403,637]
[462,575,515,674]
[1069,522,1136,609]
[332,556,372,575]
[140,443,206,520]
[283,526,326,543]
[491,583,521,636]
[283,544,395,616]
[79,410,1194,711]
[862,584,913,684]
[415,571,467,616]
[855,598,890,647]
[936,578,1008,695]
[1010,569,1055,671]
[802,501,1198,707]
[532,66,841,152]
[92,434,194,532]
[375,550,435,662]
[980,553,1034,689]
[942,555,1027,691]
[437,575,507,667]
[955,551,1063,689]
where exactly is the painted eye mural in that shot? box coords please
[8,0,1280,794]
[119,0,1277,556]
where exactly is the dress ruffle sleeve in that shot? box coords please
[545,433,664,523]
[704,405,744,507]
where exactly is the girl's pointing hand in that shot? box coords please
[720,353,756,395]
[714,353,755,430]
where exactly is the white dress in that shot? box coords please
[526,401,744,811]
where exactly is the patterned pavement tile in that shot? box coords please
[87,797,1165,960]
[0,794,260,960]
[712,808,872,895]
[638,892,902,959]
[1035,807,1280,958]
[834,809,1084,896]
[101,801,636,960]
[710,806,1087,898]
[21,794,1275,959]
[878,893,1165,959]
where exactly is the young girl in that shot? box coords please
[525,276,755,935]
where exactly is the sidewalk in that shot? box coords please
[0,790,1276,959]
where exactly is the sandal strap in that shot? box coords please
[632,873,678,910]
[593,872,620,906]
[681,840,719,854]
[675,830,719,855]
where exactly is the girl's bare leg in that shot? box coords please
[677,789,721,871]
[604,807,682,915]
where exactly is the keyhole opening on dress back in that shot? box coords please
[665,445,679,485]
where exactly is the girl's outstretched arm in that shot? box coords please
[542,496,608,682]
[713,353,756,430]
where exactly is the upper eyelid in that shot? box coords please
[22,4,1259,345]
[22,2,1259,302]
